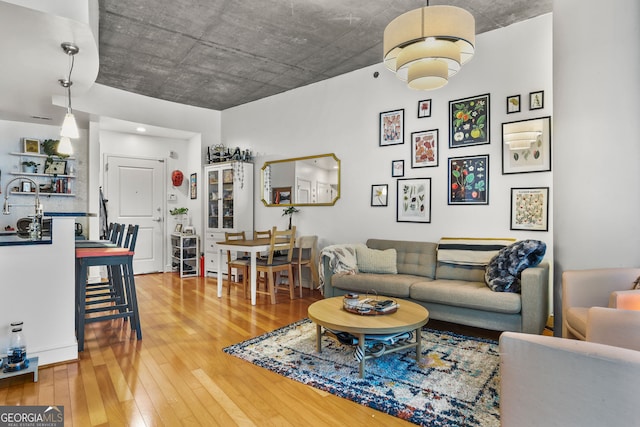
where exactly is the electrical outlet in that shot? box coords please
[168,193,177,201]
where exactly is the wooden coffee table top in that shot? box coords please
[308,296,429,335]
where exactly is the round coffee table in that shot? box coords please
[308,296,429,378]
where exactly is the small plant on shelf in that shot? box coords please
[170,207,189,215]
[21,160,39,173]
[41,139,70,161]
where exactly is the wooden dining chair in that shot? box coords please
[291,235,318,297]
[225,231,249,297]
[255,226,296,304]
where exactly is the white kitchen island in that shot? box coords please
[0,214,78,365]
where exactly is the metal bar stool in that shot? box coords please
[75,224,141,351]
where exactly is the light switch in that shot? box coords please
[168,193,177,201]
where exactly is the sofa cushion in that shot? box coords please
[410,279,522,314]
[565,307,588,338]
[331,273,424,298]
[367,239,437,278]
[485,240,547,293]
[435,262,486,282]
[356,246,397,274]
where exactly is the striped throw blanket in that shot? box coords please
[437,237,516,266]
[318,244,364,294]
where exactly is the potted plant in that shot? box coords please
[41,139,69,161]
[21,160,39,174]
[282,206,300,230]
[170,207,189,216]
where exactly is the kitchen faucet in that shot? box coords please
[3,176,43,239]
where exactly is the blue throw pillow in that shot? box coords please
[485,240,546,293]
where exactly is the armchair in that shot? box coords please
[562,268,640,340]
[499,332,640,427]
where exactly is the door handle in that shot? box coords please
[152,217,162,222]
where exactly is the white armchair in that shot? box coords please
[562,268,640,340]
[499,332,640,427]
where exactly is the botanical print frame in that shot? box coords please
[23,138,40,154]
[379,108,404,146]
[397,178,431,223]
[391,159,404,177]
[449,93,490,148]
[511,187,549,231]
[506,95,520,114]
[411,129,439,168]
[371,184,388,207]
[417,99,432,118]
[190,173,197,199]
[529,90,544,110]
[502,116,552,174]
[448,155,489,205]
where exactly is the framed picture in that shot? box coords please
[397,178,431,223]
[449,93,490,148]
[511,187,549,231]
[379,108,404,146]
[417,99,432,118]
[502,116,552,174]
[506,95,521,114]
[371,184,388,207]
[448,155,489,205]
[21,181,32,193]
[391,160,404,177]
[529,90,544,110]
[174,224,183,233]
[411,129,439,168]
[23,138,40,154]
[272,186,292,204]
[44,159,66,175]
[183,226,195,235]
[190,173,197,199]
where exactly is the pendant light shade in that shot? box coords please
[60,113,79,139]
[504,131,542,151]
[383,5,475,90]
[59,42,80,139]
[57,136,73,155]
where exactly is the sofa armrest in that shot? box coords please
[586,307,640,351]
[520,261,550,334]
[499,332,640,427]
[321,255,336,297]
[609,289,640,310]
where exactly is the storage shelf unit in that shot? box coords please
[171,233,200,278]
[204,162,253,276]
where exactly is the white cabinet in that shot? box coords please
[203,162,253,276]
[171,233,200,277]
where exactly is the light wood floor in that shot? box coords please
[0,273,505,426]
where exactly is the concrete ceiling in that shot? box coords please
[97,0,552,112]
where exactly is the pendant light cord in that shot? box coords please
[66,53,75,113]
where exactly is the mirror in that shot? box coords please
[502,116,551,174]
[262,153,340,206]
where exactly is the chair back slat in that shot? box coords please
[254,229,271,240]
[225,231,247,263]
[267,226,296,264]
[123,224,140,252]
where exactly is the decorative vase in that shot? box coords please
[23,165,36,174]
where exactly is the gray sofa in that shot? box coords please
[322,238,550,334]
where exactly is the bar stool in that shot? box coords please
[75,224,141,351]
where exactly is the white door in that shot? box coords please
[105,155,165,274]
[317,182,332,203]
[296,178,311,204]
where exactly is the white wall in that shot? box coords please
[223,15,553,255]
[552,0,640,333]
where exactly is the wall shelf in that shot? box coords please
[10,191,75,197]
[9,171,75,179]
[9,152,76,160]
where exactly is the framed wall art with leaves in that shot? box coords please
[449,93,490,148]
[371,184,388,207]
[397,178,431,223]
[502,116,552,174]
[448,155,489,205]
[511,187,549,231]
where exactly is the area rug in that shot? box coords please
[223,319,500,426]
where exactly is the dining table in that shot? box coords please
[216,237,273,305]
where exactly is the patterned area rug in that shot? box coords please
[223,319,500,426]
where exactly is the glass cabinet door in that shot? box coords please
[208,169,220,228]
[222,168,234,229]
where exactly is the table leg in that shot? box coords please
[250,252,257,306]
[358,333,365,378]
[415,327,422,363]
[316,324,322,353]
[216,248,223,298]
